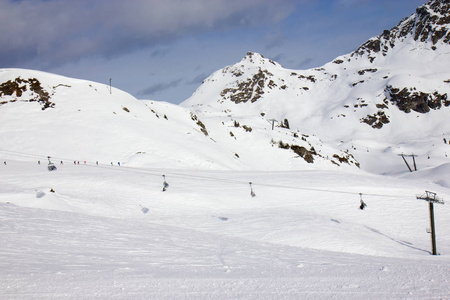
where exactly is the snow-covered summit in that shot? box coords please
[239,51,282,67]
[182,0,450,174]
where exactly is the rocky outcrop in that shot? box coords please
[352,0,450,61]
[361,111,390,129]
[0,77,55,110]
[385,85,449,113]
[220,68,273,104]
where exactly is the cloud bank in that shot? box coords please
[0,0,297,67]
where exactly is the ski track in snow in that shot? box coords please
[1,161,450,299]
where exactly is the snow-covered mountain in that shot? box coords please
[0,67,359,171]
[182,0,450,174]
[0,0,449,174]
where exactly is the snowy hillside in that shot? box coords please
[0,68,359,171]
[0,68,252,170]
[1,161,450,298]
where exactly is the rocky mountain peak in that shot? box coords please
[352,0,450,62]
[212,52,286,104]
[399,0,450,44]
[240,51,281,67]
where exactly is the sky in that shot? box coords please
[0,0,427,104]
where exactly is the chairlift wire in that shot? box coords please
[66,160,418,199]
[0,148,417,199]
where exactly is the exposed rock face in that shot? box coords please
[190,112,209,136]
[290,145,316,163]
[0,77,55,110]
[275,138,360,167]
[220,67,274,104]
[352,0,450,61]
[361,111,390,129]
[385,85,449,113]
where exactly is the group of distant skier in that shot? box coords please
[0,159,123,166]
[35,160,122,166]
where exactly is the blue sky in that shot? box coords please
[0,0,427,104]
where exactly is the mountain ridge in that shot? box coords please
[181,0,450,173]
[352,0,450,61]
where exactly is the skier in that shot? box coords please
[118,162,120,166]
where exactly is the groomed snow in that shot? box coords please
[1,160,449,299]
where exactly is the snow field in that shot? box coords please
[1,160,449,299]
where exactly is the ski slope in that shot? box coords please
[1,160,449,299]
[1,1,450,298]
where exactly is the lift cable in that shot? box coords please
[0,148,417,199]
